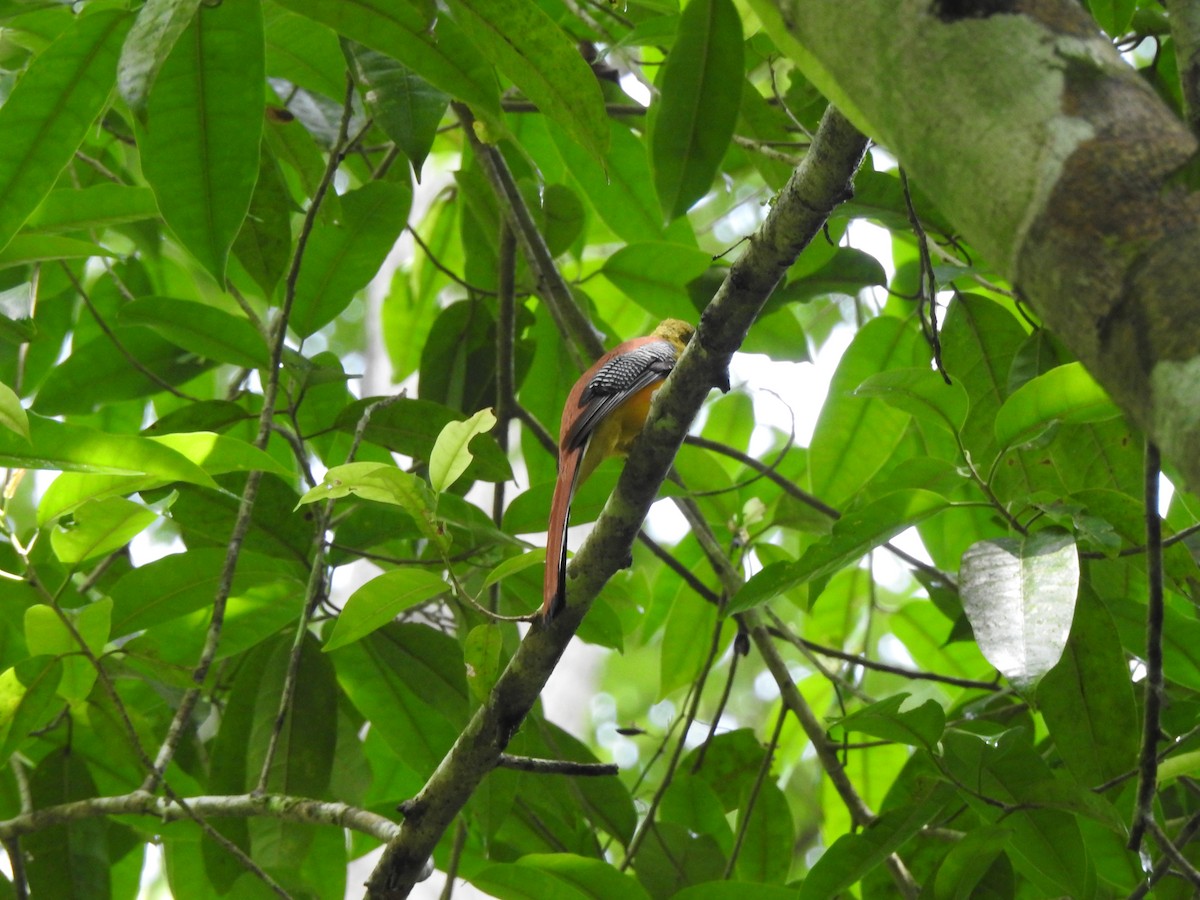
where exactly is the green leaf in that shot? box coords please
[117,0,203,112]
[481,549,547,591]
[232,141,293,300]
[1037,587,1138,787]
[24,599,111,702]
[35,327,215,416]
[679,728,766,810]
[601,242,711,321]
[808,316,925,507]
[633,821,725,896]
[473,854,652,900]
[264,6,346,100]
[932,824,1013,900]
[550,120,672,244]
[960,529,1079,688]
[25,184,159,232]
[855,367,969,437]
[109,548,304,636]
[50,496,158,564]
[0,379,29,440]
[728,490,950,614]
[25,748,110,898]
[940,294,1029,473]
[0,656,63,759]
[1087,0,1135,36]
[0,414,219,487]
[0,9,131,253]
[660,776,733,855]
[833,694,946,752]
[298,463,446,548]
[661,591,723,698]
[272,0,501,122]
[799,777,954,899]
[734,781,794,884]
[429,406,497,493]
[463,623,504,703]
[149,431,291,477]
[331,624,465,771]
[772,246,888,308]
[994,362,1121,450]
[324,568,447,651]
[673,887,798,900]
[37,434,287,525]
[337,396,514,484]
[140,0,264,283]
[120,297,271,369]
[247,634,339,866]
[942,731,1093,896]
[651,0,743,220]
[289,180,411,336]
[0,234,113,268]
[345,39,447,180]
[446,0,609,164]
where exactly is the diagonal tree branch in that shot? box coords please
[365,104,869,898]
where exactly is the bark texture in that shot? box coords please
[760,0,1200,489]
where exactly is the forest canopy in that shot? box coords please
[0,0,1199,898]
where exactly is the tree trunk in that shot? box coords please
[758,0,1200,490]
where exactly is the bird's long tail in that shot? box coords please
[542,443,585,619]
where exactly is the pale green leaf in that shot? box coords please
[960,530,1079,687]
[429,406,497,493]
[0,380,29,441]
[994,361,1121,450]
[50,496,158,564]
[324,569,447,651]
[24,599,112,702]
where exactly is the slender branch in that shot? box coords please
[495,755,618,776]
[0,791,400,843]
[454,102,603,367]
[740,609,875,828]
[438,820,467,900]
[1144,817,1200,890]
[724,706,786,878]
[637,531,722,606]
[622,612,728,869]
[765,612,1001,692]
[59,263,198,401]
[1128,810,1200,899]
[365,105,870,898]
[1130,440,1165,851]
[686,434,956,588]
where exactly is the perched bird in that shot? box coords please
[542,318,695,619]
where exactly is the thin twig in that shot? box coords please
[765,613,1001,692]
[0,791,400,843]
[495,755,619,776]
[622,612,728,869]
[724,707,786,878]
[59,263,199,401]
[454,102,602,367]
[1130,440,1165,851]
